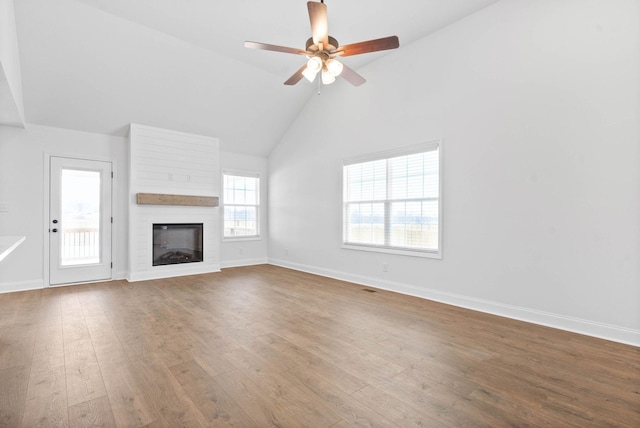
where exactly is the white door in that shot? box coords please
[49,157,112,285]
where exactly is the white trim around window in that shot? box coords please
[222,171,261,241]
[342,140,442,259]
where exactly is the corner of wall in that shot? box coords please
[0,0,25,127]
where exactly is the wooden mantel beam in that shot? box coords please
[136,193,219,207]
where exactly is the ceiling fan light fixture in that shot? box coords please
[321,69,336,85]
[307,56,323,73]
[325,58,343,76]
[302,66,319,82]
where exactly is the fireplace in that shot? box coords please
[152,223,203,266]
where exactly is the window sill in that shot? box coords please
[341,244,442,259]
[223,236,262,243]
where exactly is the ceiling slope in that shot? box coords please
[14,0,498,155]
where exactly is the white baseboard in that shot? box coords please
[221,257,269,269]
[127,263,221,282]
[268,258,640,347]
[0,279,45,294]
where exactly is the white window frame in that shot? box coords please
[342,141,442,259]
[222,171,261,241]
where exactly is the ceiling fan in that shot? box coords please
[244,0,399,87]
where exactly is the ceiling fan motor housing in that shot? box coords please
[306,36,339,53]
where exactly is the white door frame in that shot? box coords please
[44,153,116,286]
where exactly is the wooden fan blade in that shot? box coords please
[284,64,308,85]
[244,41,307,56]
[336,36,399,57]
[340,63,366,87]
[307,1,328,47]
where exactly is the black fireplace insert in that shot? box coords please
[152,223,203,266]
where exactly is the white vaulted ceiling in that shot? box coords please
[12,0,498,155]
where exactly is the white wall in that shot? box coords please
[220,151,269,268]
[0,0,25,126]
[269,0,640,345]
[0,124,128,292]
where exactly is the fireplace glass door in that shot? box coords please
[153,223,203,266]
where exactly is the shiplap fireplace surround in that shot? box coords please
[128,124,221,281]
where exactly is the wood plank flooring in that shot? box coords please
[0,264,638,427]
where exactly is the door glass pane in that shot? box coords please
[60,169,101,266]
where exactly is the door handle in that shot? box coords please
[51,228,58,233]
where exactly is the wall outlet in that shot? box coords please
[239,247,244,255]
[382,262,389,272]
[284,248,289,256]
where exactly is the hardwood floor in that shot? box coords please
[0,264,638,427]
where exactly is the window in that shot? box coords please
[223,173,260,239]
[342,142,441,258]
